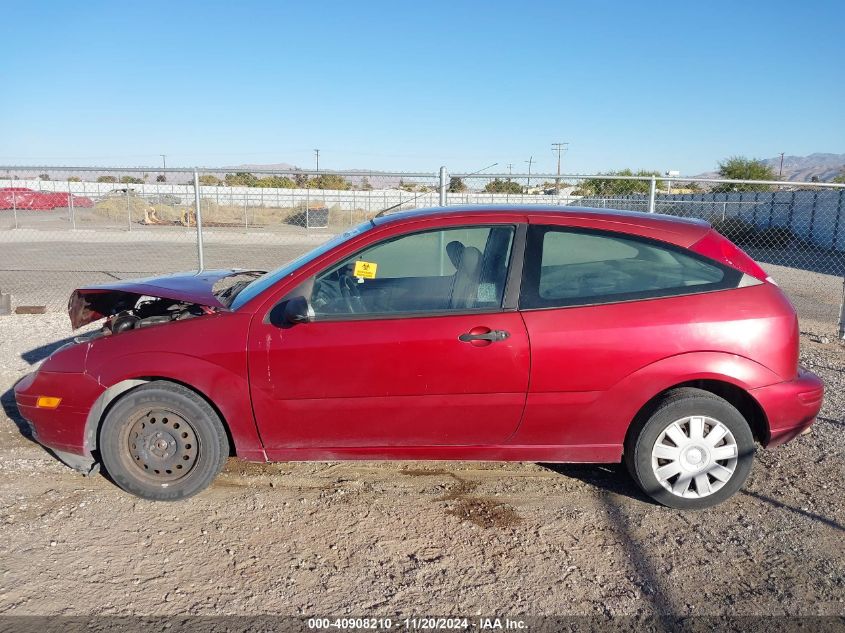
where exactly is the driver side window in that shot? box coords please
[311,225,515,318]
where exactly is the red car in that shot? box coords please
[14,206,823,509]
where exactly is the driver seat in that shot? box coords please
[449,245,482,309]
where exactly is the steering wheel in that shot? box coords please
[339,273,365,313]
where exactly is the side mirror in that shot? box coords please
[283,296,314,325]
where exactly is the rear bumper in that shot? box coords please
[751,368,824,447]
[13,370,103,457]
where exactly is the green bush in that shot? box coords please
[483,178,523,194]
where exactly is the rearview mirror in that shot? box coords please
[283,296,314,325]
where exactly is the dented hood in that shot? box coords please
[68,269,263,329]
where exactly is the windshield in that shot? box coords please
[229,221,374,310]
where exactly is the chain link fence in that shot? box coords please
[2,166,844,336]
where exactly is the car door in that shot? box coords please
[247,222,530,451]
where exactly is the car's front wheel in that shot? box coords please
[99,381,229,501]
[625,388,755,509]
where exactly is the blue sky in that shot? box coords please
[1,1,843,175]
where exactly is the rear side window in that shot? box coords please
[521,226,741,309]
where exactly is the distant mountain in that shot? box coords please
[225,162,298,172]
[695,153,845,182]
[760,153,845,182]
[224,163,404,187]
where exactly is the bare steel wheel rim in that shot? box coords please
[651,415,739,498]
[126,409,199,483]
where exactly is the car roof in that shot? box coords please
[373,205,711,246]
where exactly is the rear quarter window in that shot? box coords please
[522,226,741,309]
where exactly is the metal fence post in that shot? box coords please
[193,169,204,271]
[439,166,448,206]
[11,189,17,229]
[126,190,132,231]
[647,176,656,213]
[69,188,75,230]
[839,277,845,340]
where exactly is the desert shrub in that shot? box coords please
[328,206,376,228]
[92,196,149,221]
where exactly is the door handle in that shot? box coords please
[459,329,510,343]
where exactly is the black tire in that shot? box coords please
[624,388,755,510]
[99,381,229,501]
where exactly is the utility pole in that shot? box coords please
[551,142,569,194]
[314,149,320,172]
[160,154,166,181]
[778,152,785,178]
[525,156,534,189]
[507,163,513,181]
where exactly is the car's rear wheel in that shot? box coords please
[625,388,755,509]
[99,381,229,501]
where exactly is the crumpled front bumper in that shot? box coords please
[751,368,824,447]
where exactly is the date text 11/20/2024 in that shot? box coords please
[307,617,527,630]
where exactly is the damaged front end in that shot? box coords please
[68,269,265,333]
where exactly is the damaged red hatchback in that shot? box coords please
[15,206,823,508]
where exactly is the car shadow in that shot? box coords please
[538,462,659,506]
[1,384,36,443]
[20,335,77,365]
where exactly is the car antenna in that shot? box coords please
[373,163,498,219]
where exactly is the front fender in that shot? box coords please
[85,351,265,460]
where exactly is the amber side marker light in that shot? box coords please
[36,396,62,409]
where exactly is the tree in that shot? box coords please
[832,167,845,184]
[448,176,467,193]
[581,169,663,196]
[199,175,223,186]
[713,156,775,192]
[38,173,50,181]
[120,176,144,184]
[360,177,373,191]
[67,176,81,182]
[96,175,117,183]
[483,178,523,194]
[156,174,167,183]
[293,171,309,188]
[224,172,258,187]
[255,175,296,188]
[307,174,350,190]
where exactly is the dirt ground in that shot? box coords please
[0,312,843,619]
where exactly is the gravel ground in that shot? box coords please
[0,313,843,619]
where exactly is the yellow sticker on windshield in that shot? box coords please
[353,260,378,279]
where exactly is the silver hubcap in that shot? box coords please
[651,415,739,498]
